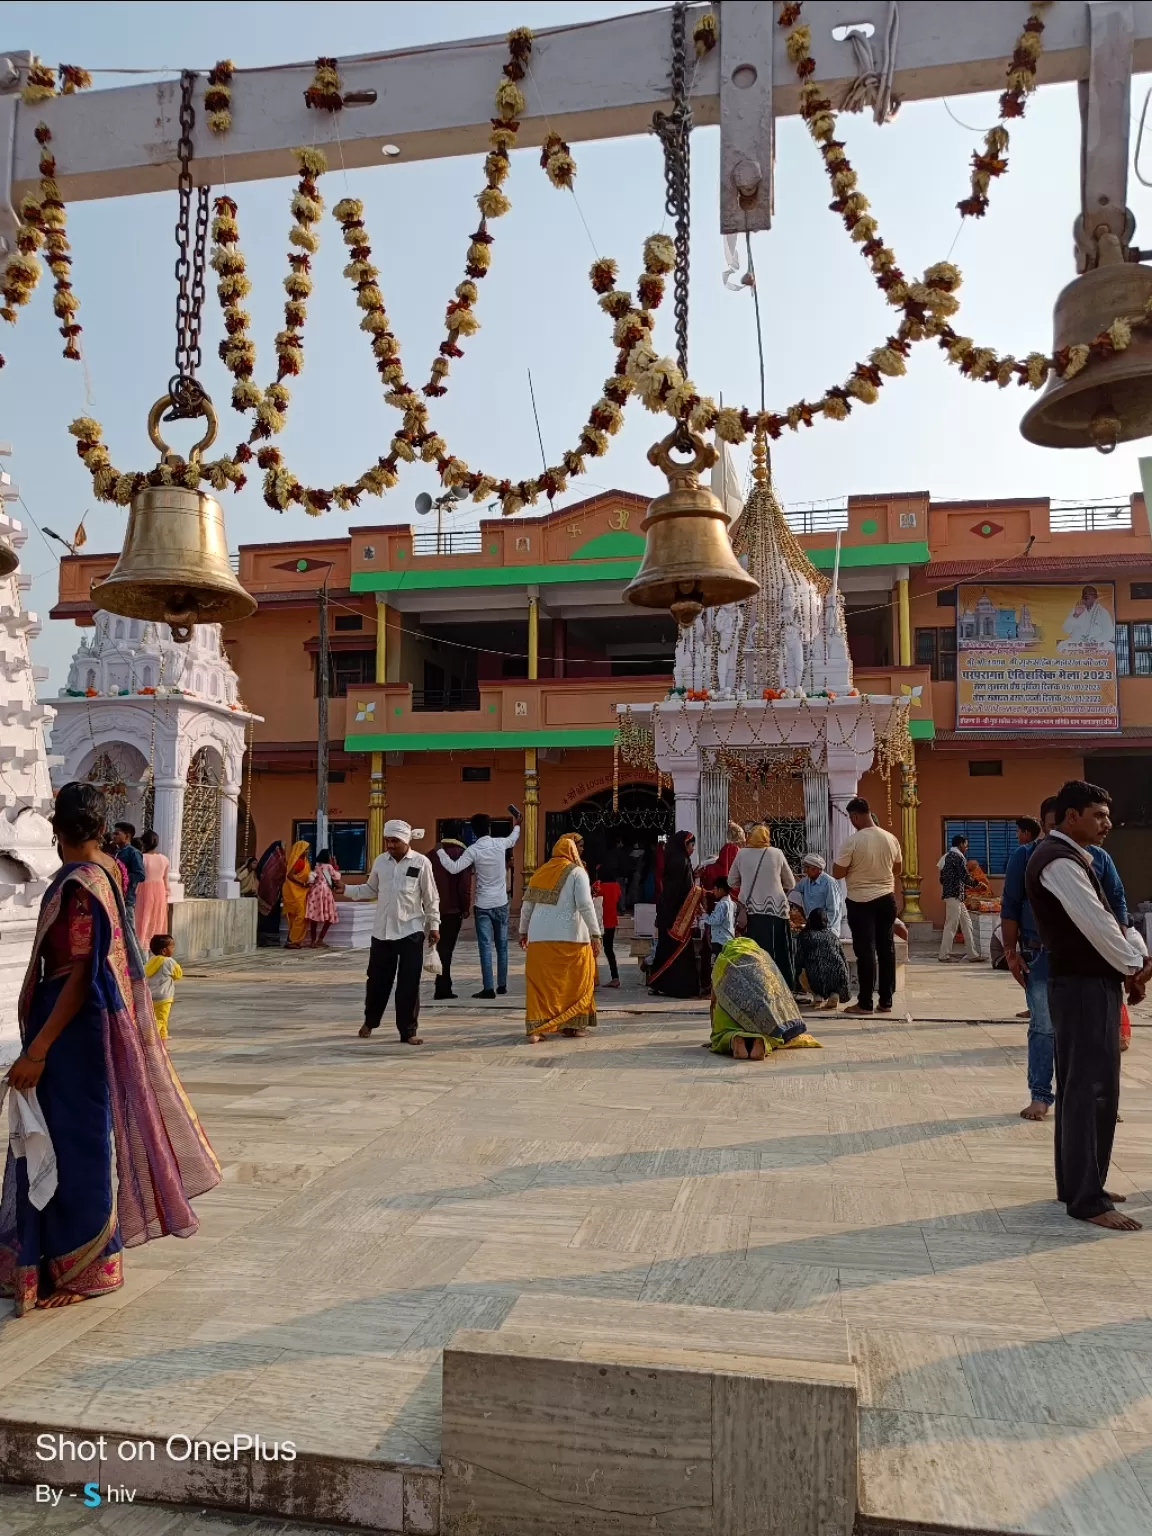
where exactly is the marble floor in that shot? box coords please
[5,937,1152,1535]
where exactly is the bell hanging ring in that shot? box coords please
[91,391,257,643]
[624,425,759,626]
[1021,258,1152,452]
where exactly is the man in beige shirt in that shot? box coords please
[832,797,902,1015]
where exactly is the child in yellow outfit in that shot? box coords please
[145,933,182,1039]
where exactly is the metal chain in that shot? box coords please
[170,69,210,419]
[652,1,692,382]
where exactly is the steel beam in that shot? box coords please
[6,2,1152,206]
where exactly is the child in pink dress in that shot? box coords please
[306,849,339,948]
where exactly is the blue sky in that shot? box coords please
[5,1,1151,688]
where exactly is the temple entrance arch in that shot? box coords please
[545,782,673,888]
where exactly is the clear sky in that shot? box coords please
[4,1,1152,690]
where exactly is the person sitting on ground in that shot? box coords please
[708,937,821,1060]
[789,852,842,934]
[796,908,851,1011]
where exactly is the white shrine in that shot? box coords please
[0,456,58,1063]
[619,442,908,865]
[51,612,260,904]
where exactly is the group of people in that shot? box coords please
[249,840,342,950]
[996,780,1149,1232]
[645,799,903,1019]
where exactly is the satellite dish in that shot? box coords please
[414,492,433,515]
[451,485,469,502]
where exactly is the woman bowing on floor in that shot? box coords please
[0,782,220,1315]
[519,835,601,1043]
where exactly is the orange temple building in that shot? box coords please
[51,486,1152,928]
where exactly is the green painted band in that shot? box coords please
[350,560,641,593]
[807,540,931,569]
[345,728,620,753]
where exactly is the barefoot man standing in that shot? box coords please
[1025,780,1152,1231]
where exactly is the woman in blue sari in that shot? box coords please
[1,783,220,1316]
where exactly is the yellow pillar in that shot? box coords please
[367,597,388,864]
[897,571,911,668]
[523,591,540,880]
[900,748,925,922]
[894,568,923,918]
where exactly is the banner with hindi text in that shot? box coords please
[955,581,1119,733]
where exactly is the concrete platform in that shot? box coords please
[4,944,1152,1535]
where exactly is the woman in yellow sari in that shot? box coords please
[281,840,311,949]
[518,835,602,1042]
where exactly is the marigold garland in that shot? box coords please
[205,60,234,135]
[958,3,1052,219]
[209,146,326,438]
[21,59,91,103]
[304,57,343,113]
[0,123,81,365]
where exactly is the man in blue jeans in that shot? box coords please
[437,810,521,999]
[1002,795,1131,1120]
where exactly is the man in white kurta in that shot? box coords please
[336,819,439,1044]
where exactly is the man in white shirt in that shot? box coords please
[1025,780,1152,1231]
[1059,585,1116,650]
[438,810,521,999]
[335,819,439,1045]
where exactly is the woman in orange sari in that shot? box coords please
[518,835,602,1043]
[282,840,311,949]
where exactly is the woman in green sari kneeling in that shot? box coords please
[709,937,822,1060]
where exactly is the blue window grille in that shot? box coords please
[943,819,1017,877]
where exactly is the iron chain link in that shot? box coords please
[652,0,692,384]
[171,69,210,419]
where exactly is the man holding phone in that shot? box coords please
[437,807,522,999]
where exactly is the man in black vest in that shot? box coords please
[1025,780,1151,1230]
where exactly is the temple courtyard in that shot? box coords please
[4,938,1152,1535]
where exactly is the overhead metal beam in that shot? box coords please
[7,2,1152,207]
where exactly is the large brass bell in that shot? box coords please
[1021,258,1152,452]
[624,426,759,626]
[91,393,257,642]
[0,534,20,578]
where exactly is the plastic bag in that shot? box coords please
[423,944,443,978]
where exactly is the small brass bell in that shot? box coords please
[0,536,20,578]
[624,426,760,626]
[1021,259,1152,452]
[91,392,257,642]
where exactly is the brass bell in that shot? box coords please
[624,426,760,626]
[0,536,20,578]
[92,392,257,643]
[1021,259,1152,452]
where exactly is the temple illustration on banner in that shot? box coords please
[958,591,1039,647]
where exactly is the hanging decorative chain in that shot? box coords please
[652,0,692,382]
[170,70,212,418]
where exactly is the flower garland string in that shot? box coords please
[0,123,82,369]
[205,61,234,135]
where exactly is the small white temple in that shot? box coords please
[619,438,908,864]
[0,458,58,1063]
[51,612,260,903]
